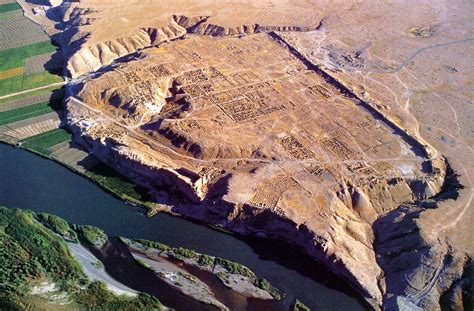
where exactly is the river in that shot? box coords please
[0,143,366,310]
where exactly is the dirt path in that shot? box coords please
[0,81,66,100]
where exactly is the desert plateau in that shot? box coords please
[0,0,472,310]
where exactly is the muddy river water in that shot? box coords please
[0,143,366,310]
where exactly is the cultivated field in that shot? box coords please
[20,128,71,156]
[0,4,62,97]
[0,99,61,126]
[0,4,49,49]
[0,2,147,214]
[0,2,65,150]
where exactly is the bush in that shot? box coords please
[75,281,164,310]
[1,207,164,310]
[256,278,271,290]
[214,258,255,278]
[36,213,78,241]
[0,207,84,293]
[172,247,198,259]
[254,278,285,300]
[293,299,311,311]
[136,239,170,252]
[37,213,69,234]
[76,225,108,246]
[198,254,214,267]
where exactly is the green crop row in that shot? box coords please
[0,71,62,97]
[0,2,20,14]
[0,100,61,126]
[0,41,56,71]
[0,85,61,104]
[0,9,20,22]
[21,128,71,156]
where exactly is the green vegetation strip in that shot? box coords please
[21,128,71,156]
[85,162,155,208]
[131,237,286,300]
[0,100,61,126]
[0,207,164,310]
[37,212,78,242]
[0,9,20,21]
[0,207,85,304]
[0,2,20,14]
[76,225,108,246]
[0,85,61,104]
[293,300,311,311]
[0,71,63,97]
[0,41,56,71]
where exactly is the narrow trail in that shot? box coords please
[394,68,473,238]
[407,249,449,305]
[373,38,474,74]
[404,69,462,136]
[367,67,473,241]
[0,81,65,100]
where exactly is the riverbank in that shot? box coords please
[0,206,165,310]
[1,204,293,310]
[121,237,285,309]
[0,143,365,310]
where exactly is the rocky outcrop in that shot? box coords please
[173,14,319,37]
[62,31,449,309]
[375,204,471,310]
[40,0,324,78]
[65,90,448,309]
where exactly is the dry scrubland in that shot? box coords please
[3,0,474,310]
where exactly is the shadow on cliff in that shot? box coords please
[239,233,371,308]
[26,0,92,79]
[373,158,467,310]
[431,160,464,202]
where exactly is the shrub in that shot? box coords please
[0,207,84,293]
[136,239,170,252]
[214,258,255,278]
[36,213,78,241]
[293,299,311,311]
[256,278,271,290]
[173,247,198,259]
[76,225,108,246]
[198,254,214,267]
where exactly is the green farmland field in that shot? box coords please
[0,85,61,104]
[21,128,71,156]
[0,9,20,21]
[0,2,20,14]
[85,162,148,203]
[0,71,62,96]
[0,41,56,71]
[0,100,61,126]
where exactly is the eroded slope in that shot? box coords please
[20,0,473,310]
[65,33,447,308]
[43,0,323,77]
